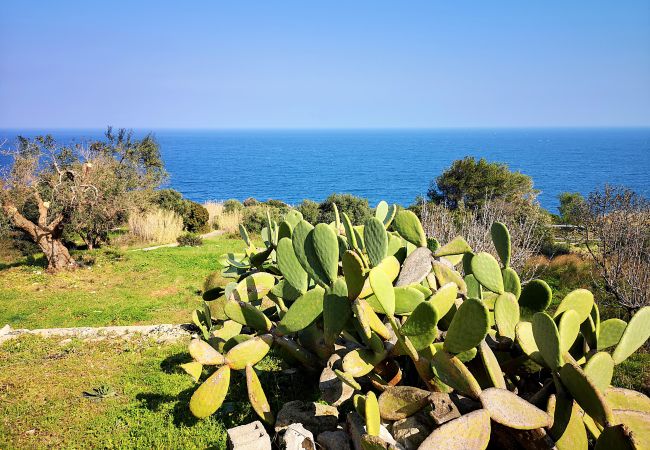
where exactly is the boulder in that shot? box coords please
[427,392,460,425]
[346,412,404,450]
[391,411,434,450]
[283,423,315,450]
[317,430,351,450]
[320,354,355,406]
[227,421,271,450]
[395,247,433,286]
[275,401,339,435]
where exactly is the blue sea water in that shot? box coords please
[1,128,649,212]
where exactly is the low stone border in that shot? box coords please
[0,323,195,345]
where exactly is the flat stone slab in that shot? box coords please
[227,421,271,450]
[0,323,194,345]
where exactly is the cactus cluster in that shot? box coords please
[182,201,650,449]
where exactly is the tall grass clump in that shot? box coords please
[203,201,223,230]
[128,208,183,244]
[206,201,243,233]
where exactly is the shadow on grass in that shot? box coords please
[0,254,47,271]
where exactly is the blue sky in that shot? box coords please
[1,1,649,128]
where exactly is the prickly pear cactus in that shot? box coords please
[177,201,650,449]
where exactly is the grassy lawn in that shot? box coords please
[0,335,319,449]
[0,235,245,329]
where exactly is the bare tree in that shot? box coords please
[582,185,649,316]
[420,197,550,281]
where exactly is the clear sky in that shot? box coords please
[1,1,649,129]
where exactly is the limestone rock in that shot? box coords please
[428,392,460,425]
[395,248,433,287]
[283,423,315,450]
[275,401,338,435]
[227,421,271,450]
[392,411,434,450]
[320,354,354,406]
[346,412,404,450]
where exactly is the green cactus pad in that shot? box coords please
[612,409,650,446]
[434,236,472,257]
[311,223,340,285]
[400,301,438,351]
[554,289,595,324]
[431,350,482,399]
[433,261,468,295]
[465,274,482,299]
[189,365,231,418]
[210,320,243,343]
[612,306,650,364]
[547,395,589,450]
[598,319,627,351]
[479,340,506,389]
[369,267,395,317]
[387,285,425,315]
[375,201,389,222]
[515,321,545,366]
[239,224,252,248]
[225,334,273,370]
[605,388,650,413]
[584,352,615,392]
[501,267,521,299]
[342,250,365,300]
[532,312,563,369]
[364,391,380,436]
[323,278,352,344]
[335,369,362,391]
[189,339,226,365]
[277,221,293,240]
[386,232,404,257]
[470,252,504,294]
[228,272,277,303]
[383,204,397,228]
[284,209,303,227]
[581,315,598,351]
[224,300,272,332]
[594,424,637,450]
[352,299,373,340]
[245,365,274,424]
[222,334,252,353]
[519,279,553,319]
[359,256,400,298]
[341,212,359,250]
[343,348,386,378]
[277,237,308,293]
[377,386,430,421]
[430,282,458,318]
[494,292,519,340]
[557,309,581,353]
[480,387,552,429]
[276,286,326,335]
[393,210,427,247]
[490,222,511,268]
[559,355,614,427]
[292,220,322,283]
[180,361,203,382]
[361,300,391,339]
[364,217,389,267]
[418,409,491,450]
[444,298,489,354]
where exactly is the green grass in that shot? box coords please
[0,335,319,449]
[0,235,245,329]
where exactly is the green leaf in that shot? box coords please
[393,210,427,247]
[323,278,352,344]
[444,298,489,354]
[554,289,594,324]
[519,279,552,319]
[470,252,504,294]
[598,319,627,351]
[189,365,231,418]
[612,306,650,364]
[276,286,326,335]
[364,217,388,267]
[532,312,563,369]
[490,222,511,268]
[276,237,308,293]
[312,223,340,285]
[369,267,395,317]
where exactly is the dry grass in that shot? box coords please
[204,201,242,233]
[127,208,183,245]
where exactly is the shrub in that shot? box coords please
[242,205,283,234]
[128,208,183,244]
[223,199,244,214]
[177,232,203,247]
[243,197,259,207]
[317,193,372,224]
[264,199,290,213]
[183,201,210,234]
[297,199,319,223]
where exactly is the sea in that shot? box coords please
[1,128,649,213]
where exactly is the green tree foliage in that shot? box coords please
[558,192,586,224]
[223,199,243,213]
[297,199,319,223]
[427,157,537,209]
[152,189,210,233]
[317,193,372,224]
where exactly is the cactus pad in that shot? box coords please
[434,236,472,257]
[501,267,521,299]
[377,386,430,421]
[584,352,615,392]
[224,300,272,332]
[246,364,274,424]
[276,286,326,335]
[393,210,427,247]
[612,409,650,446]
[494,292,519,340]
[444,298,489,354]
[342,250,365,300]
[229,272,276,303]
[479,340,506,389]
[189,365,231,418]
[480,387,553,429]
[364,217,388,267]
[323,278,352,344]
[559,355,614,427]
[277,237,308,293]
[519,279,552,319]
[594,424,637,450]
[365,391,381,436]
[433,261,467,295]
[400,301,439,350]
[369,267,395,316]
[597,318,627,351]
[392,285,425,315]
[532,312,563,369]
[225,334,273,370]
[430,282,458,318]
[554,289,595,324]
[189,339,226,365]
[490,222,511,268]
[558,309,581,353]
[431,350,482,399]
[418,409,491,450]
[311,223,340,285]
[515,321,545,366]
[547,395,589,450]
[180,361,203,382]
[335,369,362,391]
[612,306,650,364]
[343,348,386,378]
[605,388,650,413]
[465,274,482,299]
[470,252,504,294]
